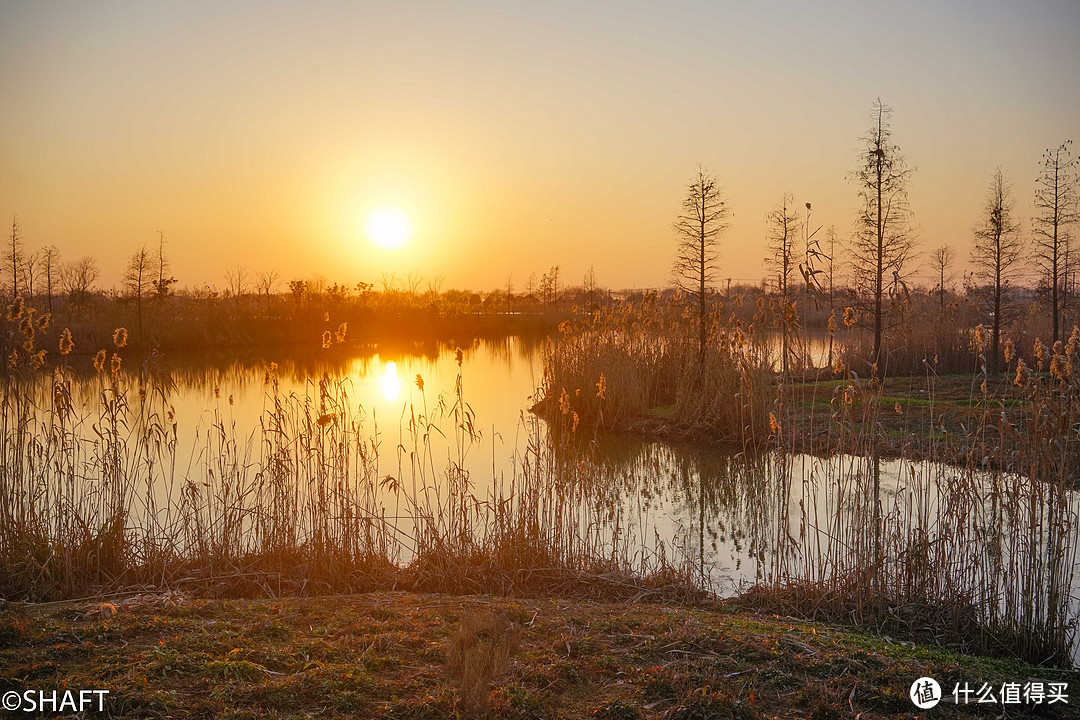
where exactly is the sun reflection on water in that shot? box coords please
[380,361,401,402]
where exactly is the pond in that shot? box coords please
[4,334,1079,662]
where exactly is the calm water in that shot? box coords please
[10,335,1079,661]
[37,339,1077,586]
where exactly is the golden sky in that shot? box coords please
[1,1,1078,292]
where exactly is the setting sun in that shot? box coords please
[365,207,413,250]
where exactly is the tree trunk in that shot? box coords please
[873,109,884,376]
[699,212,706,357]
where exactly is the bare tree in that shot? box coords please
[539,265,560,306]
[582,266,597,306]
[426,274,445,310]
[307,274,327,296]
[402,271,423,296]
[41,245,60,315]
[224,265,248,312]
[154,230,177,300]
[1032,140,1079,342]
[124,246,156,330]
[930,245,954,310]
[766,194,801,374]
[61,257,99,312]
[5,216,22,300]
[255,269,280,308]
[971,169,1023,374]
[1065,242,1078,325]
[848,99,916,374]
[673,167,731,356]
[20,249,40,303]
[804,223,838,368]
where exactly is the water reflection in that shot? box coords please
[380,361,401,402]
[7,335,1078,661]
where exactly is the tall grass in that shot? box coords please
[539,294,772,445]
[3,292,1079,667]
[540,289,1080,665]
[755,330,1080,665]
[0,317,696,604]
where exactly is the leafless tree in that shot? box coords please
[255,269,280,308]
[41,245,60,315]
[425,274,445,310]
[1060,249,1077,329]
[539,265,560,306]
[766,194,801,373]
[971,169,1023,374]
[224,265,248,312]
[930,245,954,310]
[124,246,156,329]
[20,249,40,303]
[804,223,838,369]
[672,167,731,356]
[154,230,177,300]
[307,274,327,296]
[402,271,423,296]
[379,271,396,294]
[1032,140,1079,342]
[582,266,597,305]
[848,99,916,374]
[61,257,100,312]
[5,216,22,300]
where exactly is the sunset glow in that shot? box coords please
[365,208,412,251]
[0,2,1077,289]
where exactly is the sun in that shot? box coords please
[365,207,412,250]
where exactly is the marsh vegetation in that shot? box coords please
[2,107,1079,675]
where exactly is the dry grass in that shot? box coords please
[2,291,1080,670]
[0,311,702,609]
[759,329,1080,666]
[541,289,1080,666]
[538,294,772,445]
[447,612,520,714]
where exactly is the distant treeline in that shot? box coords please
[0,260,1072,380]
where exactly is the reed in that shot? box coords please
[538,294,772,445]
[3,291,1078,668]
[0,317,697,605]
[756,328,1080,665]
[541,288,1080,665]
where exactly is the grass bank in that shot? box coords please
[3,591,1074,719]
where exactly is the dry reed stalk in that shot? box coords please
[446,612,519,714]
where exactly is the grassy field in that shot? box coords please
[3,592,1075,719]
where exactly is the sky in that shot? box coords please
[1,0,1078,293]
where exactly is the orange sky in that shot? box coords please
[1,1,1078,293]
